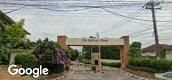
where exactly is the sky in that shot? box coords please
[0,0,172,48]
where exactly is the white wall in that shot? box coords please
[141,52,156,56]
[142,50,172,61]
[166,50,172,61]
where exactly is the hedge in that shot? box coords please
[129,57,172,72]
[14,53,38,68]
[0,46,10,65]
[14,53,66,74]
[47,64,65,73]
[81,59,91,64]
[101,62,121,68]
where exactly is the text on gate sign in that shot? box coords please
[81,38,108,42]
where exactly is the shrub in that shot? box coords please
[0,46,10,65]
[65,64,70,71]
[83,60,91,64]
[14,53,38,68]
[32,40,68,73]
[129,57,172,72]
[91,66,96,71]
[32,41,67,65]
[48,64,64,73]
[101,62,121,68]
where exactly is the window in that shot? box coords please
[95,60,98,65]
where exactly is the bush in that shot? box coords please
[14,53,38,68]
[65,64,70,71]
[91,66,96,71]
[32,39,68,73]
[129,57,172,72]
[82,60,91,64]
[48,64,64,73]
[0,46,10,65]
[101,62,121,68]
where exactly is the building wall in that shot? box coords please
[142,50,172,61]
[141,52,156,56]
[166,50,172,61]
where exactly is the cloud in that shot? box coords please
[1,0,172,47]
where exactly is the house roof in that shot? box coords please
[0,10,31,35]
[142,44,172,52]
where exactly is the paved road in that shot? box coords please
[62,62,141,80]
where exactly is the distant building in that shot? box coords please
[142,44,172,61]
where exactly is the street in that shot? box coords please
[62,62,142,80]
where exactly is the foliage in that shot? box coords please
[91,66,96,71]
[101,62,121,68]
[14,38,36,49]
[101,46,120,59]
[32,40,59,64]
[48,64,64,73]
[82,45,120,60]
[0,46,10,64]
[14,38,68,73]
[130,42,142,48]
[159,48,166,58]
[14,53,38,68]
[130,42,142,57]
[36,39,42,45]
[0,20,26,49]
[70,49,79,61]
[78,54,84,62]
[31,38,68,73]
[82,36,120,60]
[51,48,68,64]
[129,57,172,72]
[82,59,91,64]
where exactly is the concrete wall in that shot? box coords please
[166,50,172,61]
[142,50,172,61]
[141,52,156,56]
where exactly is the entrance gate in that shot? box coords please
[57,35,130,69]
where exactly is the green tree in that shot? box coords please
[0,19,27,64]
[70,49,79,61]
[36,39,42,45]
[0,19,26,49]
[82,36,120,60]
[159,48,166,58]
[83,45,120,60]
[130,42,142,57]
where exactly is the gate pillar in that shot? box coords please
[57,35,68,51]
[120,36,130,69]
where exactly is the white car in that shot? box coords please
[155,72,172,80]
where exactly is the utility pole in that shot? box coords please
[96,32,101,54]
[96,32,101,68]
[145,1,161,59]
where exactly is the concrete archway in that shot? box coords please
[57,35,130,69]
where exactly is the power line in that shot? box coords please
[130,26,172,38]
[128,25,153,36]
[5,5,27,14]
[101,7,172,22]
[98,7,144,36]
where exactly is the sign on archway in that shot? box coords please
[57,35,130,69]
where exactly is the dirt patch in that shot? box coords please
[126,68,155,79]
[0,65,71,80]
[0,65,34,80]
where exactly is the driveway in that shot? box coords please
[62,62,143,80]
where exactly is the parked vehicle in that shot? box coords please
[155,72,172,80]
